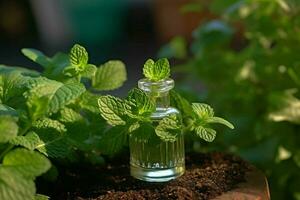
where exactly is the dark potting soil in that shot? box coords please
[38,153,251,200]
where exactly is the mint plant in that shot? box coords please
[158,0,300,198]
[143,58,170,81]
[0,44,127,199]
[98,58,234,181]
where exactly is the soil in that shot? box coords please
[38,152,251,200]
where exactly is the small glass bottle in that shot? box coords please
[129,78,185,182]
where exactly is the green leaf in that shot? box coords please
[190,103,233,141]
[29,118,70,158]
[269,89,300,124]
[170,90,193,117]
[10,131,41,150]
[98,95,129,126]
[207,116,234,129]
[0,65,40,77]
[0,116,18,143]
[98,126,128,155]
[195,126,216,142]
[62,66,79,77]
[128,121,140,133]
[192,103,214,119]
[43,52,70,80]
[69,44,88,68]
[79,91,101,114]
[21,48,50,68]
[0,167,35,200]
[143,58,170,81]
[34,131,68,158]
[35,194,50,200]
[25,81,86,115]
[92,60,127,91]
[82,64,97,79]
[2,148,51,178]
[63,64,96,78]
[47,82,86,114]
[58,107,83,123]
[127,88,155,118]
[26,93,49,122]
[33,118,66,133]
[0,71,31,105]
[130,122,153,142]
[155,114,182,142]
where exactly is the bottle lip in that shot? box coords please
[138,78,174,92]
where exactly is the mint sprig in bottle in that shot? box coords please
[129,58,185,182]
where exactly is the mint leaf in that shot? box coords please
[192,103,234,128]
[35,194,50,200]
[44,52,70,80]
[63,63,96,78]
[92,60,127,91]
[82,64,97,79]
[143,58,170,81]
[58,107,83,123]
[69,44,88,68]
[0,167,35,200]
[25,80,86,115]
[128,121,140,133]
[206,117,234,129]
[0,72,30,105]
[29,118,70,158]
[47,82,86,113]
[170,90,193,117]
[79,91,101,114]
[10,131,41,150]
[33,118,66,133]
[62,66,79,77]
[21,48,50,68]
[0,116,18,143]
[2,148,51,178]
[97,126,127,155]
[27,131,68,158]
[192,103,214,119]
[191,103,234,141]
[127,88,155,119]
[98,95,129,126]
[195,126,216,142]
[155,114,182,142]
[129,122,153,142]
[26,93,49,122]
[269,89,300,124]
[0,65,40,77]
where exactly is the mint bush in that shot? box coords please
[0,44,126,199]
[159,0,300,199]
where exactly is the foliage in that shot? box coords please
[98,58,233,154]
[143,58,171,81]
[159,0,300,199]
[0,44,127,199]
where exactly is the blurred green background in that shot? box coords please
[1,0,300,199]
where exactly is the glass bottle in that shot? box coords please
[129,78,185,182]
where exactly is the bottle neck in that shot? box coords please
[147,90,170,109]
[138,78,174,110]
